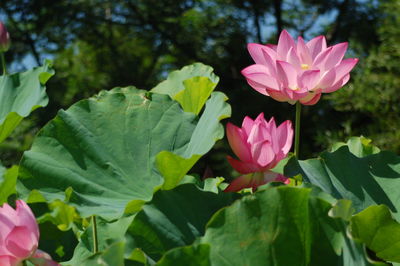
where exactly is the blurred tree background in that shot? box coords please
[0,0,397,178]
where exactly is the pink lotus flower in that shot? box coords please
[0,22,10,52]
[0,200,60,266]
[225,113,293,192]
[242,30,358,105]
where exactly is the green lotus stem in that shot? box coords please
[294,101,301,159]
[92,215,98,253]
[1,53,6,75]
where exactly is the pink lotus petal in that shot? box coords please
[324,42,348,69]
[313,46,333,69]
[318,68,336,90]
[251,140,275,167]
[226,123,252,162]
[273,173,290,184]
[297,36,312,65]
[247,43,278,67]
[261,49,277,76]
[0,207,16,241]
[227,156,261,174]
[333,58,358,84]
[241,116,255,136]
[286,47,302,71]
[0,200,39,262]
[0,255,19,266]
[324,74,350,93]
[266,44,277,51]
[15,201,39,242]
[267,90,291,102]
[248,43,269,65]
[276,120,293,156]
[29,250,60,266]
[224,173,266,192]
[306,35,327,60]
[276,61,298,90]
[247,117,272,145]
[298,70,320,90]
[5,226,35,259]
[254,112,266,123]
[299,92,321,105]
[241,65,280,90]
[246,79,269,96]
[277,30,296,60]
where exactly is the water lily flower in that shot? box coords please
[0,200,60,266]
[0,22,10,52]
[242,30,358,105]
[225,113,292,192]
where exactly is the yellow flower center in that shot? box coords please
[301,64,310,70]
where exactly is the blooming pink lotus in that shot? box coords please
[225,113,293,192]
[0,22,10,52]
[0,200,59,266]
[242,30,358,105]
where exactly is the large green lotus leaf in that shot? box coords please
[350,205,400,263]
[18,86,228,219]
[157,185,379,266]
[152,62,219,98]
[284,143,400,220]
[157,92,230,190]
[157,185,347,265]
[126,183,240,261]
[0,60,54,142]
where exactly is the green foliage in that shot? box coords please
[0,60,54,143]
[37,200,79,231]
[350,205,400,263]
[73,242,126,266]
[285,137,400,220]
[328,0,400,153]
[126,183,239,261]
[157,185,369,265]
[152,63,219,98]
[157,91,231,190]
[18,82,229,219]
[0,164,17,204]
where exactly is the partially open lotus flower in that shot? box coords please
[225,113,293,192]
[0,200,60,266]
[242,30,358,105]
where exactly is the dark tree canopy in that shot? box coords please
[0,0,396,177]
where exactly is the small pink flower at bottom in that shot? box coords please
[224,113,293,192]
[0,200,60,266]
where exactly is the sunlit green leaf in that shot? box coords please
[158,92,230,190]
[0,60,54,142]
[350,205,400,263]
